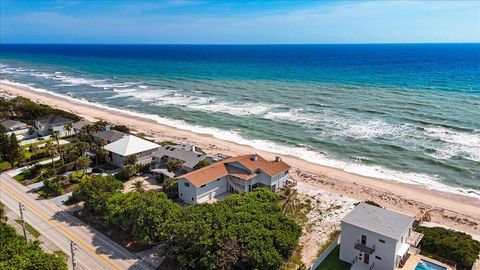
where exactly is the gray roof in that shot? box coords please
[1,119,28,130]
[93,130,126,143]
[342,203,414,240]
[36,114,73,126]
[72,120,91,130]
[153,144,207,169]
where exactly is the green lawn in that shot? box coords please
[315,245,350,270]
[13,166,43,182]
[15,219,41,238]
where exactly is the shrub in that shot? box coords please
[166,160,183,172]
[115,165,137,181]
[162,178,178,200]
[112,125,130,133]
[193,159,210,170]
[416,226,480,270]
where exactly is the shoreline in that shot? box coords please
[1,82,479,236]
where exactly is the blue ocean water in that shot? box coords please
[1,44,479,196]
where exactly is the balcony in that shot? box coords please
[406,231,424,247]
[354,239,375,254]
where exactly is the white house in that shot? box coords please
[152,144,210,173]
[1,119,31,139]
[339,203,423,270]
[34,114,74,137]
[104,135,160,167]
[177,153,290,205]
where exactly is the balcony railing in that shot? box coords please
[354,239,375,254]
[406,231,424,247]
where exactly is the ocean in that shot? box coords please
[0,44,479,197]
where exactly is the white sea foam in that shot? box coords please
[424,126,480,162]
[264,109,320,125]
[1,79,479,199]
[112,88,278,116]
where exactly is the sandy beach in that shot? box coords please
[2,82,479,238]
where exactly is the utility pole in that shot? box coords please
[18,202,27,241]
[70,240,78,270]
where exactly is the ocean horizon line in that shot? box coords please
[1,42,480,46]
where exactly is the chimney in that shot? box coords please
[275,156,281,162]
[251,153,257,161]
[191,145,196,152]
[104,125,111,131]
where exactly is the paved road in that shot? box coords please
[0,172,154,270]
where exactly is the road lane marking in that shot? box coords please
[1,183,121,270]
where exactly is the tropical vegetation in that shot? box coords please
[0,221,67,270]
[416,226,480,270]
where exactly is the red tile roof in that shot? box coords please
[179,154,290,187]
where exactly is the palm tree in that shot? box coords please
[45,141,58,175]
[51,131,60,147]
[29,144,39,163]
[64,123,73,136]
[133,180,145,193]
[76,156,90,176]
[76,141,89,156]
[66,148,80,164]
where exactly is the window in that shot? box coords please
[200,184,206,188]
[192,197,194,201]
[184,182,190,187]
[361,235,367,245]
[216,178,221,181]
[180,193,183,197]
[379,239,385,243]
[375,256,382,260]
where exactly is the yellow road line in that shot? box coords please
[1,183,121,270]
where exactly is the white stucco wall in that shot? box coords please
[339,222,398,270]
[178,177,228,205]
[196,176,227,203]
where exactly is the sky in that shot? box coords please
[1,0,479,44]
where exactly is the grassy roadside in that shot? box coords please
[15,219,41,238]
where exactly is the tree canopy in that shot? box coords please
[72,175,123,214]
[164,188,302,270]
[0,221,67,270]
[416,226,480,270]
[105,191,181,244]
[0,134,23,167]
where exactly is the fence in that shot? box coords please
[310,235,341,270]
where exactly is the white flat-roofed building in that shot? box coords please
[340,203,423,270]
[104,135,160,167]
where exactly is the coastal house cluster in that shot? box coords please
[1,112,460,270]
[1,113,77,140]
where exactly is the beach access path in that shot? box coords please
[0,172,155,270]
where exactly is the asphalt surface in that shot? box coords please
[0,172,154,270]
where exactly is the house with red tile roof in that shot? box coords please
[177,153,291,204]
